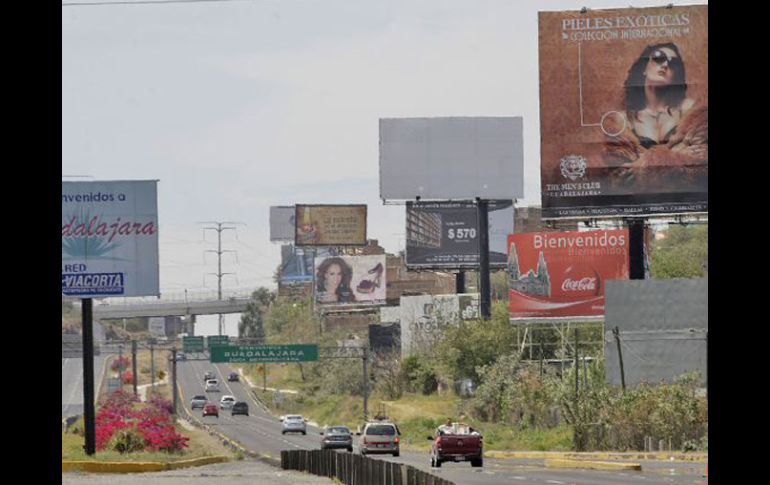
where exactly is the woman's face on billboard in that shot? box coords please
[324,263,342,291]
[644,47,680,87]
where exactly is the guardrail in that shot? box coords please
[281,449,455,485]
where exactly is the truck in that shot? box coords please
[427,422,483,468]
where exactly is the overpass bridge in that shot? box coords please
[91,289,253,320]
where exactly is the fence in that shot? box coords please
[281,449,455,485]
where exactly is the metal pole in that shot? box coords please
[477,199,491,319]
[362,347,369,422]
[171,347,178,415]
[613,327,626,392]
[150,341,155,398]
[574,328,579,400]
[81,298,96,455]
[628,219,646,280]
[132,339,138,397]
[263,364,267,392]
[456,271,465,294]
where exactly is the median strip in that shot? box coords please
[544,458,642,471]
[62,456,230,473]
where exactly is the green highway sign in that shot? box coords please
[207,335,230,348]
[210,344,319,363]
[182,336,205,353]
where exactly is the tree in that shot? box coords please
[238,287,274,342]
[651,224,708,279]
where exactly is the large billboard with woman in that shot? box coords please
[314,254,387,307]
[538,5,707,218]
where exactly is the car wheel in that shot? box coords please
[393,451,400,457]
[347,447,353,453]
[282,431,286,435]
[471,458,483,467]
[302,431,306,435]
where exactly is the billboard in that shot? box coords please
[604,278,707,386]
[314,254,386,307]
[295,204,367,246]
[538,5,708,218]
[379,117,524,201]
[149,317,166,339]
[397,293,480,356]
[508,229,629,319]
[405,200,514,268]
[279,244,337,284]
[62,180,159,297]
[270,206,295,242]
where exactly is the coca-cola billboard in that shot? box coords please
[508,229,629,319]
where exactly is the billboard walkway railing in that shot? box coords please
[281,449,455,485]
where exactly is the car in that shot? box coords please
[203,371,215,382]
[219,395,236,409]
[205,379,220,392]
[320,426,353,452]
[202,403,219,417]
[190,395,207,410]
[358,421,401,457]
[227,372,240,382]
[428,422,483,468]
[176,352,187,361]
[231,401,249,416]
[281,414,307,435]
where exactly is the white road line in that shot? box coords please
[547,481,565,484]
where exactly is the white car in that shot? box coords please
[219,395,236,409]
[205,379,220,392]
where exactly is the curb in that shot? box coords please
[545,458,642,471]
[485,450,708,463]
[61,456,230,473]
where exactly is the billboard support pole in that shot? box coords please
[171,347,178,415]
[81,298,96,456]
[131,340,138,397]
[150,341,155,398]
[456,271,465,294]
[477,199,491,319]
[629,219,646,280]
[362,347,369,422]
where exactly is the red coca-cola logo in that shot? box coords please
[558,265,602,297]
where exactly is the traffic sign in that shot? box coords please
[207,335,230,348]
[182,336,204,353]
[210,344,319,363]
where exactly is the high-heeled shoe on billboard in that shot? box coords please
[357,262,383,294]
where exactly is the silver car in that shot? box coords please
[359,422,401,457]
[190,395,207,410]
[281,415,307,435]
[219,395,236,410]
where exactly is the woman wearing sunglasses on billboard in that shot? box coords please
[602,42,707,189]
[316,257,356,304]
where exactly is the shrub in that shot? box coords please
[110,428,146,453]
[111,356,131,372]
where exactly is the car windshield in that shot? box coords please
[328,427,350,435]
[234,402,246,408]
[286,416,303,421]
[223,397,234,401]
[366,425,396,436]
[193,396,205,400]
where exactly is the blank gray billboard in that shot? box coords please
[604,278,707,387]
[270,206,295,242]
[379,117,524,201]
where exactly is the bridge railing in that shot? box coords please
[97,288,255,306]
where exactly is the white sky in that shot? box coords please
[62,0,707,294]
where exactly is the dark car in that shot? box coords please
[202,403,219,418]
[231,401,249,416]
[227,372,239,382]
[321,426,353,452]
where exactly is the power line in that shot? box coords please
[63,0,255,6]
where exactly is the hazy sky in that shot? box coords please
[62,0,706,295]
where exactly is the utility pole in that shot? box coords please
[171,348,178,415]
[150,340,155,398]
[200,221,242,335]
[131,340,138,397]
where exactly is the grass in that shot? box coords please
[253,386,573,452]
[62,419,235,462]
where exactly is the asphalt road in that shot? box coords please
[176,359,707,485]
[62,325,108,419]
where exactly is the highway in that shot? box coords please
[61,324,108,419]
[176,359,707,485]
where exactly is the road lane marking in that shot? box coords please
[547,481,565,484]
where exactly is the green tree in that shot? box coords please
[651,224,708,279]
[238,287,274,342]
